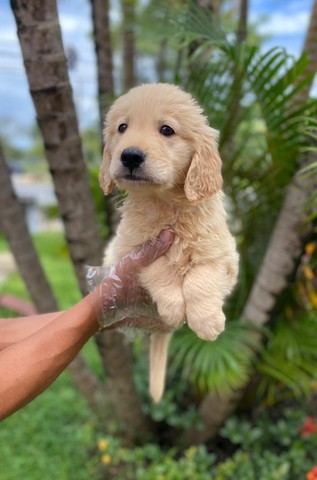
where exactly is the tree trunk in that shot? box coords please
[219,0,249,152]
[121,0,136,91]
[11,0,104,295]
[96,332,154,442]
[90,0,154,437]
[90,0,120,237]
[294,0,317,103]
[90,0,114,131]
[0,145,58,312]
[236,0,248,43]
[0,143,103,414]
[11,0,153,439]
[182,0,317,446]
[156,39,168,82]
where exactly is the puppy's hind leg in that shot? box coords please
[149,332,172,403]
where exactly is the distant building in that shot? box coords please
[12,173,62,233]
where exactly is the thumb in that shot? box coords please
[135,230,175,267]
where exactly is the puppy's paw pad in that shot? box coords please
[187,312,225,341]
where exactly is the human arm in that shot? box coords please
[0,312,62,351]
[0,230,174,420]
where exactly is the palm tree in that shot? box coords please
[236,0,248,43]
[89,0,154,438]
[0,144,58,312]
[174,0,317,445]
[121,0,136,90]
[90,0,114,131]
[11,0,153,440]
[11,0,104,294]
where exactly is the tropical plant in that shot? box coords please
[256,312,317,405]
[166,0,317,444]
[93,405,317,479]
[171,323,263,396]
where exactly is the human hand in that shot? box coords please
[86,230,174,330]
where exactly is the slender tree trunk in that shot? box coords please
[0,145,58,312]
[96,333,154,442]
[11,0,153,439]
[90,0,153,437]
[236,0,248,43]
[121,0,136,91]
[182,0,317,446]
[294,0,317,103]
[0,143,103,414]
[90,0,120,237]
[90,0,114,131]
[219,0,248,151]
[156,39,168,82]
[11,0,104,295]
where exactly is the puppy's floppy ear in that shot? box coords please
[99,143,114,195]
[184,127,223,203]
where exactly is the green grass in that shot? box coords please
[0,231,104,479]
[0,374,101,480]
[1,232,82,309]
[0,235,9,252]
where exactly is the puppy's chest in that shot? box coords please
[117,205,213,270]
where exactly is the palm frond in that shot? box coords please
[256,313,317,404]
[171,322,265,395]
[158,3,317,402]
[173,0,226,46]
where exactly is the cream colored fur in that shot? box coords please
[100,83,239,402]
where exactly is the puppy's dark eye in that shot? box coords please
[118,123,128,133]
[160,125,175,136]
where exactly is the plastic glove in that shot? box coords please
[86,230,174,330]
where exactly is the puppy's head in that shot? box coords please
[99,83,222,203]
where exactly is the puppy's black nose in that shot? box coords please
[121,147,145,172]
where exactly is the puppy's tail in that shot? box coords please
[149,332,172,403]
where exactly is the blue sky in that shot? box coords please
[0,0,314,148]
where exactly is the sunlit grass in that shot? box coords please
[1,231,81,309]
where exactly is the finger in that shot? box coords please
[133,230,175,267]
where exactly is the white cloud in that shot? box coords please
[256,11,310,36]
[0,26,17,43]
[59,13,90,35]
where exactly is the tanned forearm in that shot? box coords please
[0,293,100,421]
[0,312,62,351]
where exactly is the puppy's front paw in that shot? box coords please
[187,311,225,341]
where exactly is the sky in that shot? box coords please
[0,0,314,149]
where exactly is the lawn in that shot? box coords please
[0,232,103,480]
[1,231,82,309]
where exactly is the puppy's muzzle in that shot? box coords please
[121,147,145,174]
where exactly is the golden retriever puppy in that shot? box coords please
[99,83,239,402]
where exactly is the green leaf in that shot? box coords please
[171,323,264,395]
